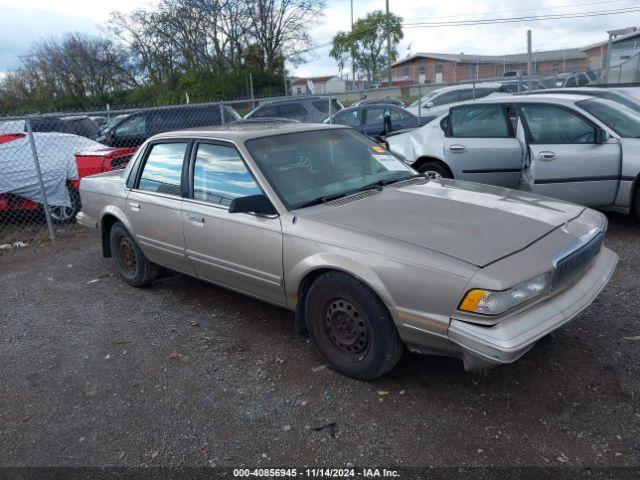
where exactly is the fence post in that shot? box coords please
[219,101,226,124]
[328,95,332,124]
[25,117,56,243]
[417,84,422,118]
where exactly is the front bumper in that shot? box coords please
[448,246,618,369]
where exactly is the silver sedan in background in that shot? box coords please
[387,94,640,219]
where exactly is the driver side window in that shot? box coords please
[520,105,596,144]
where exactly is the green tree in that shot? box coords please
[330,10,403,84]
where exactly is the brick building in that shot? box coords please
[390,27,640,85]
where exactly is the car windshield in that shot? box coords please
[577,98,640,138]
[602,92,640,113]
[104,114,129,131]
[245,128,417,210]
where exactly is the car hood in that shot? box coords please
[296,179,585,267]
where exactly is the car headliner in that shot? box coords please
[151,122,349,142]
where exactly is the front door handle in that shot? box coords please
[537,151,556,160]
[187,214,205,225]
[128,202,140,211]
[448,144,467,153]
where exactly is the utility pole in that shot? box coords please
[527,30,533,91]
[351,0,355,90]
[605,31,613,83]
[386,0,392,86]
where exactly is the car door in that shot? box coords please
[126,140,195,274]
[444,103,524,188]
[518,103,621,206]
[181,141,285,305]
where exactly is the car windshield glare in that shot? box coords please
[245,128,416,210]
[578,98,640,138]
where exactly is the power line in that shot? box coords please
[406,0,632,22]
[302,5,640,54]
[403,6,640,28]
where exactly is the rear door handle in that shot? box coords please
[537,151,556,160]
[128,202,140,211]
[448,144,467,153]
[187,214,205,225]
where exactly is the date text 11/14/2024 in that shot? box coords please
[233,468,401,477]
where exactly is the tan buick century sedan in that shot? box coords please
[77,123,618,380]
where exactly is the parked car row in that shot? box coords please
[386,91,640,220]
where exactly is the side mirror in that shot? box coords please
[229,194,277,216]
[425,101,434,108]
[596,127,608,144]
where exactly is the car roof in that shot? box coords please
[474,92,594,105]
[255,96,328,106]
[153,122,348,142]
[427,82,502,94]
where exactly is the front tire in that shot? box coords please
[109,222,160,287]
[305,272,404,380]
[417,161,451,180]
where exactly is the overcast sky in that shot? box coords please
[0,0,638,77]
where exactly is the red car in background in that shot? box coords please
[0,132,136,223]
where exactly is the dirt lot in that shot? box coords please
[1,213,639,470]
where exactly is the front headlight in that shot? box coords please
[459,273,551,316]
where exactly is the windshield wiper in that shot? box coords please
[294,184,385,210]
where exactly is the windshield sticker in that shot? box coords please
[373,154,412,171]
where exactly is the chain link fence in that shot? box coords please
[1,69,638,252]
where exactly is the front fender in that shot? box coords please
[286,251,396,312]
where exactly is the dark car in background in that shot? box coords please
[328,104,429,138]
[3,115,103,140]
[97,103,241,147]
[244,97,343,123]
[539,71,596,88]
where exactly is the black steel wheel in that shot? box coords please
[306,271,404,380]
[109,222,160,287]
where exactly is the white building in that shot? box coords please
[290,76,346,96]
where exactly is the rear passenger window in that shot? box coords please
[138,143,187,195]
[448,105,510,138]
[192,143,261,206]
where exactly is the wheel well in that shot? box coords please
[101,214,119,258]
[412,156,453,178]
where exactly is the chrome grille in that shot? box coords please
[552,229,603,291]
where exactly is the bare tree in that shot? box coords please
[245,0,325,81]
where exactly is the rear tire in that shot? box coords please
[634,186,640,223]
[416,161,452,180]
[49,183,81,224]
[305,271,404,380]
[109,222,160,287]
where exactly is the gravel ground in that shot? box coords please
[0,213,639,469]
